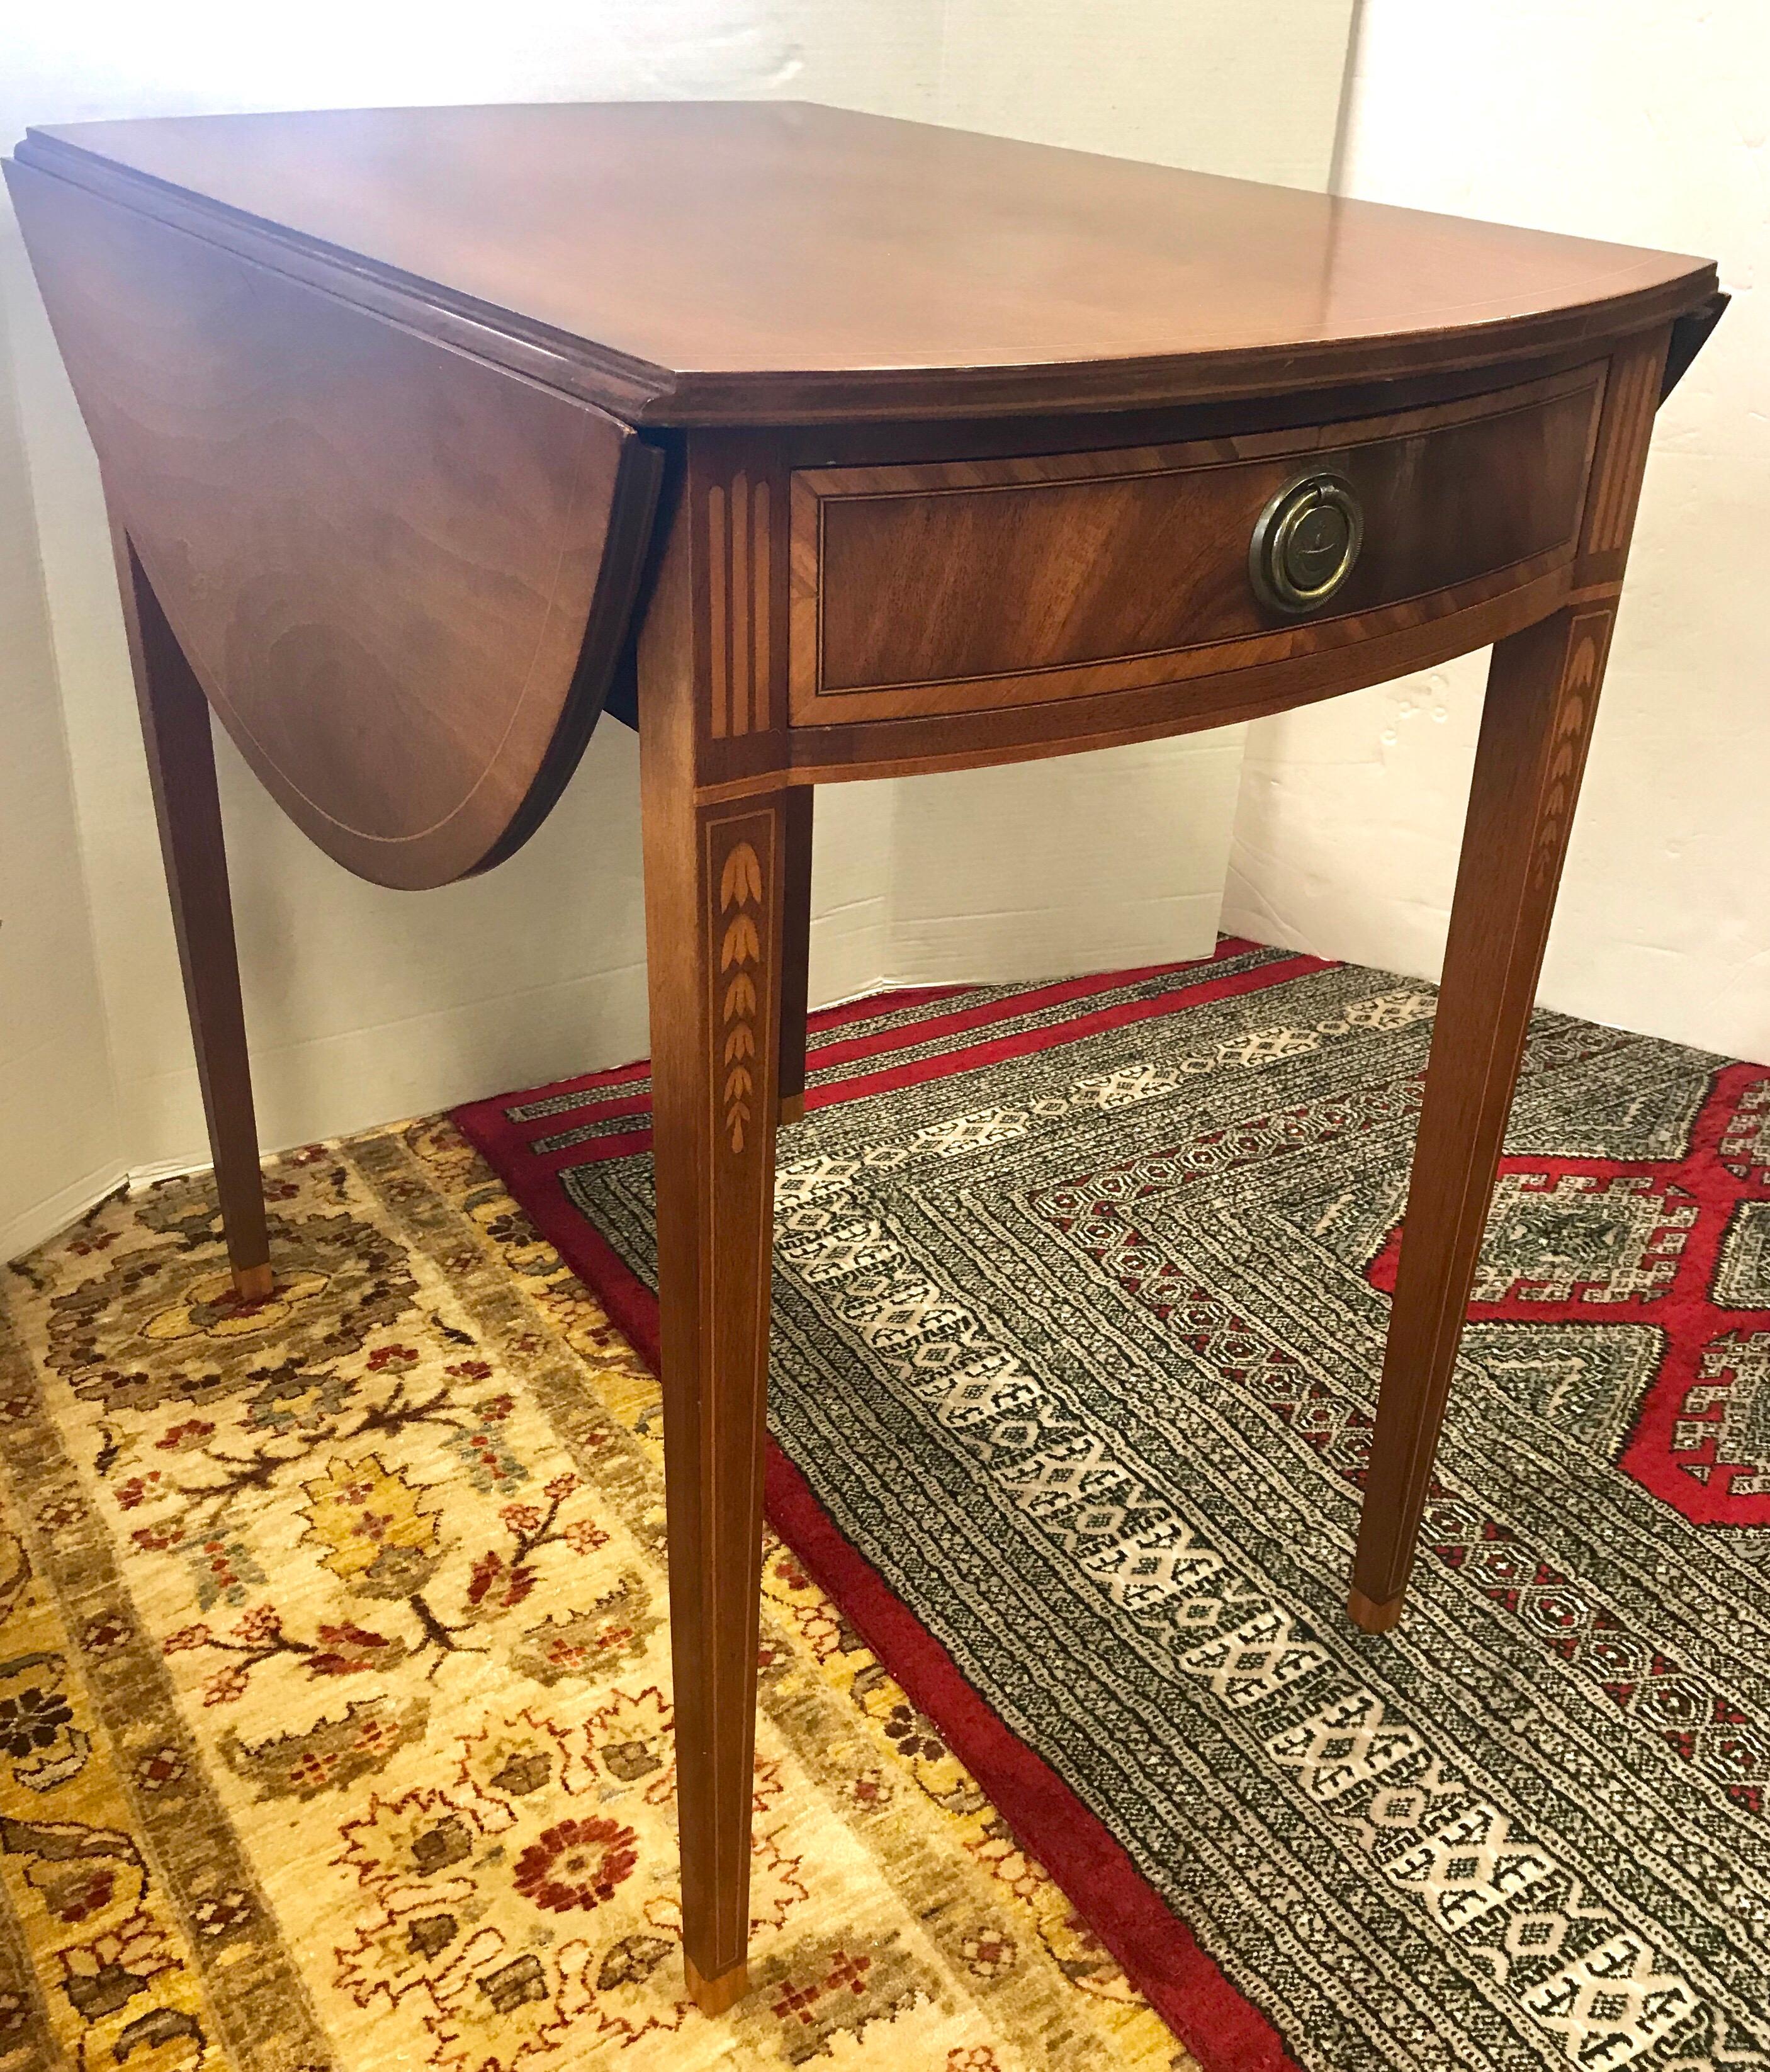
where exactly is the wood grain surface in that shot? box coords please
[775,789,814,1126]
[1350,603,1619,1624]
[115,531,271,1297]
[14,101,1716,424]
[790,365,1601,723]
[1348,322,1671,1627]
[637,514,789,2009]
[6,157,661,889]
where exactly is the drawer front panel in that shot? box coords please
[788,366,1601,725]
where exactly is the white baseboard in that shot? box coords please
[2,1162,128,1269]
[2,1154,252,1268]
[122,1155,215,1190]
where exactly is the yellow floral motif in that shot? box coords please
[0,1115,1179,2072]
[453,1713,576,1826]
[719,841,763,912]
[143,1264,330,1344]
[0,1485,208,2071]
[59,1907,178,2000]
[300,1452,442,1584]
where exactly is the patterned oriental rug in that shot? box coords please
[0,1130,1182,2072]
[454,939,1770,2072]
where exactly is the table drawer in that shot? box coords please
[787,366,1603,727]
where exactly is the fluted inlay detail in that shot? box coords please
[1586,346,1660,557]
[707,476,772,737]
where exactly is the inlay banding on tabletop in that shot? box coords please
[6,157,663,889]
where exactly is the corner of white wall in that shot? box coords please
[3,0,1364,1263]
[0,207,126,1261]
[1224,0,1770,1065]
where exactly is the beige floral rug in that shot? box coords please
[0,1117,1182,2072]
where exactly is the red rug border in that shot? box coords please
[758,1444,1293,2070]
[453,951,1324,2072]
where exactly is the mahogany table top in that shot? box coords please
[15,100,1716,423]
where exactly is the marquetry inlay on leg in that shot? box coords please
[709,818,774,1153]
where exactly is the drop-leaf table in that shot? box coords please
[6,100,1722,2012]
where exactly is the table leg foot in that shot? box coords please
[1347,1585,1405,1633]
[685,1955,750,2015]
[641,761,791,2008]
[777,1093,805,1124]
[231,1260,274,1303]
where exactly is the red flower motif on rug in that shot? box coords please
[511,1816,639,1912]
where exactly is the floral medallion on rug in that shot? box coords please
[453,938,1770,2072]
[0,1124,1181,2071]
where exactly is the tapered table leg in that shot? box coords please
[114,530,271,1300]
[640,688,788,2005]
[776,788,813,1124]
[1350,604,1617,1629]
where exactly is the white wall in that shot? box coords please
[1224,0,1770,1066]
[0,0,947,1243]
[1,0,1356,1255]
[0,239,122,1261]
[875,0,1358,990]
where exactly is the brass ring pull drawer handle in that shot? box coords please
[1249,471,1365,614]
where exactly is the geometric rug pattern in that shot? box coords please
[457,941,1770,2072]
